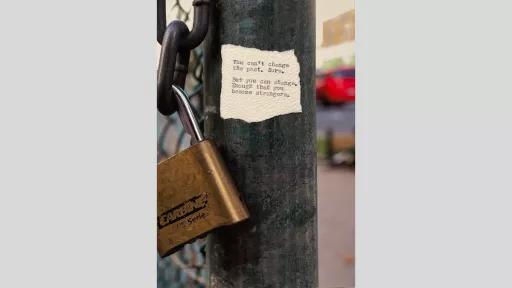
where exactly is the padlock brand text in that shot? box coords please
[158,192,208,229]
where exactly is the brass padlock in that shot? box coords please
[157,85,249,257]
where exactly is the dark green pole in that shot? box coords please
[203,1,317,287]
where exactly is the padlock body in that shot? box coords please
[157,139,249,257]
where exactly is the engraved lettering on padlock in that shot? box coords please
[157,85,249,257]
[158,192,208,229]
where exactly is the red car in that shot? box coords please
[316,68,355,105]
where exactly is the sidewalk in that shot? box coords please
[318,163,355,288]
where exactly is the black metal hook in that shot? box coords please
[157,0,211,46]
[157,0,167,44]
[157,0,212,115]
[180,0,211,49]
[157,21,191,115]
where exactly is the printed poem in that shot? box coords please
[220,44,301,122]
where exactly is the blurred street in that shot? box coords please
[317,103,355,134]
[318,163,355,288]
[316,100,355,288]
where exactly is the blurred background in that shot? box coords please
[316,1,355,287]
[157,1,355,287]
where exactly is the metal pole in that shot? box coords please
[204,1,317,287]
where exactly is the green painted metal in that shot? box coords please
[203,1,317,287]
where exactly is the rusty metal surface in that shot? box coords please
[204,0,317,287]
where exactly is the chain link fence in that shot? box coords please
[157,1,207,287]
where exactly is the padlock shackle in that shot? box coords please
[171,85,204,143]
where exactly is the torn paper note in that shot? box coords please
[220,44,302,122]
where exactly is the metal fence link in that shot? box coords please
[157,1,206,287]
